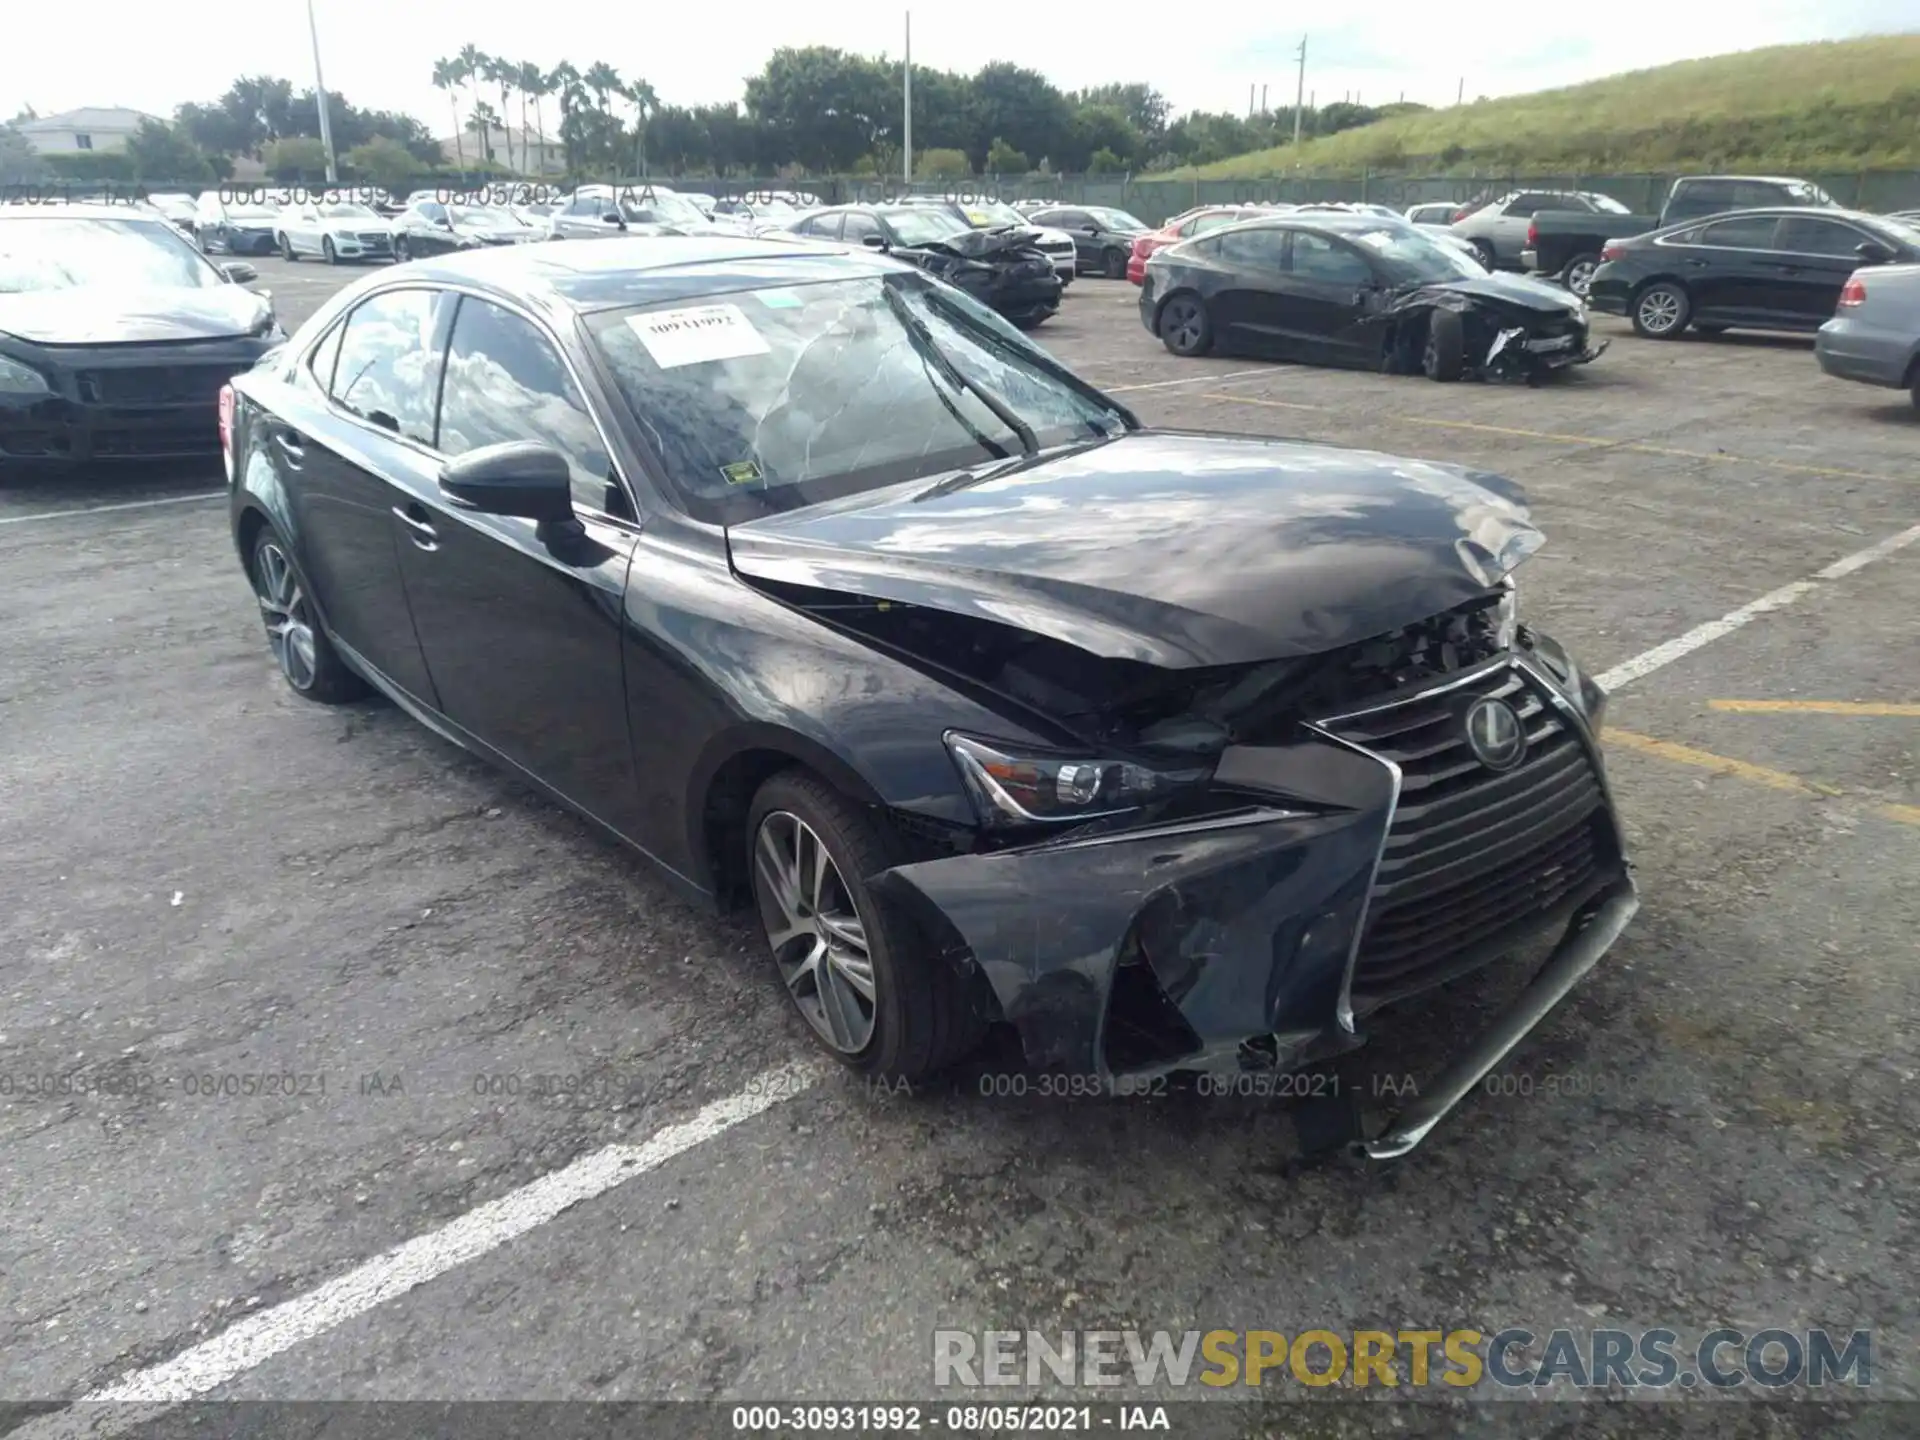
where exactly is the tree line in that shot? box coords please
[2,48,1425,187]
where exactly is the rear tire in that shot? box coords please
[248,529,367,704]
[1631,281,1690,339]
[1422,308,1466,381]
[1469,238,1497,270]
[747,770,986,1082]
[392,235,410,262]
[1158,292,1212,356]
[1103,247,1126,279]
[1561,252,1600,297]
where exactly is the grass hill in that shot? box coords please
[1183,35,1920,177]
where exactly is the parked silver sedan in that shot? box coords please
[1816,261,1920,408]
[275,201,395,264]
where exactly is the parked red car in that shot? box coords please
[1127,206,1270,283]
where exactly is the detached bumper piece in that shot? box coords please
[874,654,1633,1158]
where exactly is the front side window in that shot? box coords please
[841,212,882,243]
[587,273,1129,524]
[327,288,448,443]
[1773,216,1870,257]
[437,297,617,515]
[1288,230,1375,284]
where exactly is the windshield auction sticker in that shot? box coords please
[626,303,771,368]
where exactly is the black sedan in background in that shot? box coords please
[1024,204,1152,279]
[1142,213,1601,382]
[391,199,539,261]
[786,205,1063,327]
[1587,207,1920,338]
[220,235,1634,1158]
[0,205,282,467]
[192,192,283,256]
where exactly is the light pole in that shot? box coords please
[1292,35,1307,147]
[306,0,338,182]
[903,11,913,186]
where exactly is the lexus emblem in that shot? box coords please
[1464,697,1527,772]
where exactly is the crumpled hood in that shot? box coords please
[0,284,271,345]
[1420,270,1585,316]
[926,226,1047,260]
[727,430,1542,669]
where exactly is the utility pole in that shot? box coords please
[1457,76,1465,105]
[1248,83,1255,119]
[1260,84,1268,115]
[903,11,912,185]
[307,0,338,182]
[1292,36,1307,146]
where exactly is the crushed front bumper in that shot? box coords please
[873,651,1634,1158]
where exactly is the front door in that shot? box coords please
[1270,229,1379,367]
[1768,215,1882,326]
[389,292,644,833]
[281,287,451,704]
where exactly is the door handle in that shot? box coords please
[273,429,305,460]
[391,504,439,550]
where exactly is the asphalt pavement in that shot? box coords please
[2,257,1916,1433]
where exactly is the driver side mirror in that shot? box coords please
[433,216,452,229]
[861,232,888,249]
[1856,240,1896,264]
[601,211,626,227]
[439,442,575,527]
[219,261,257,284]
[1082,224,1099,235]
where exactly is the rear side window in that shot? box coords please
[1215,226,1287,269]
[1696,215,1780,250]
[1506,193,1563,215]
[437,296,618,515]
[1187,211,1245,236]
[328,288,449,443]
[306,320,345,393]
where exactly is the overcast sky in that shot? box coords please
[5,0,1916,135]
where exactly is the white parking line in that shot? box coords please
[0,492,225,527]
[17,1062,825,1438]
[1594,521,1920,692]
[1107,367,1273,393]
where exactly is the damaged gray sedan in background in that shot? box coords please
[1143,211,1607,383]
[226,237,1635,1160]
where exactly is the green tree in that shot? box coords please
[917,147,971,179]
[433,58,466,171]
[0,122,45,183]
[965,62,1070,171]
[1086,146,1124,175]
[746,47,893,172]
[1063,104,1139,171]
[345,136,418,188]
[984,137,1028,173]
[263,135,329,181]
[125,119,214,183]
[1074,83,1169,145]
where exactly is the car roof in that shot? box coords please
[372,233,914,313]
[1672,205,1882,224]
[1679,175,1819,186]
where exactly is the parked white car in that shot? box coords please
[275,201,396,264]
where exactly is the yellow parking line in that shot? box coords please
[1607,729,1920,829]
[1709,700,1920,717]
[1198,395,1905,484]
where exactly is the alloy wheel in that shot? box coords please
[1163,298,1204,352]
[1637,288,1683,334]
[254,541,319,691]
[1565,259,1597,297]
[752,810,877,1054]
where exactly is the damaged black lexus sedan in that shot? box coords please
[1142,213,1606,382]
[787,205,1063,328]
[225,236,1635,1157]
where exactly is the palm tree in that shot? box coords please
[548,61,584,173]
[622,77,658,178]
[431,58,465,173]
[456,44,485,167]
[468,102,500,162]
[516,62,546,174]
[478,57,516,172]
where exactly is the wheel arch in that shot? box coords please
[690,725,891,910]
[1151,283,1206,333]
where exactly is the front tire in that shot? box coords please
[1632,281,1690,339]
[1103,247,1126,279]
[1469,238,1497,270]
[249,530,366,704]
[322,236,338,266]
[1422,308,1466,381]
[1158,292,1212,356]
[279,233,297,262]
[392,235,410,262]
[748,770,985,1081]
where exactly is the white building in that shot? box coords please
[16,107,162,155]
[436,124,565,175]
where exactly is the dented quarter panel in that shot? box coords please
[727,430,1542,669]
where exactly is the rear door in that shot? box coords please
[1203,226,1291,354]
[389,292,644,829]
[1675,214,1783,321]
[1768,215,1885,325]
[279,287,451,704]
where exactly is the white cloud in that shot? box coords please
[4,0,1914,134]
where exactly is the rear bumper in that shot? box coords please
[1815,318,1913,388]
[0,335,276,464]
[873,647,1634,1157]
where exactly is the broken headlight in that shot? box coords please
[1522,628,1607,738]
[945,732,1212,829]
[1495,577,1520,650]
